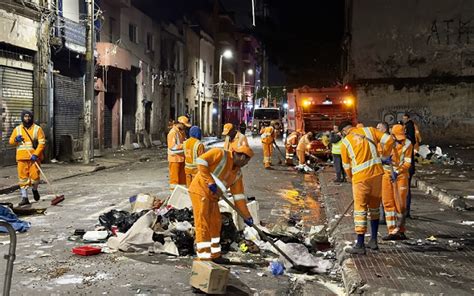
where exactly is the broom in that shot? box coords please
[22,142,64,205]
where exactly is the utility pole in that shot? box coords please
[83,0,95,164]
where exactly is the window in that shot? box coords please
[146,33,154,52]
[129,23,138,43]
[109,17,116,42]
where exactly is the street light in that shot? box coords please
[218,49,233,135]
[241,68,254,101]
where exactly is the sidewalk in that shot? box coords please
[319,167,474,295]
[0,147,168,195]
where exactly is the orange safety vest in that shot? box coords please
[223,131,249,152]
[260,126,275,145]
[341,127,393,183]
[189,148,250,218]
[184,137,205,175]
[9,124,46,161]
[167,126,186,162]
[383,139,413,175]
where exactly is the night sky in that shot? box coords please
[132,0,345,88]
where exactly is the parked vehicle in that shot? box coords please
[251,107,283,136]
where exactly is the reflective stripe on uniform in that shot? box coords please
[196,158,209,167]
[233,194,246,201]
[362,128,379,160]
[342,138,356,167]
[211,237,220,244]
[197,252,211,259]
[197,241,212,249]
[185,140,202,169]
[212,150,228,177]
[352,158,381,174]
[211,247,221,253]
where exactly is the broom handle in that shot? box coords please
[22,142,57,196]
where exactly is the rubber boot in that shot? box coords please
[32,189,40,201]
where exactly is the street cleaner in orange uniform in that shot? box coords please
[260,122,276,169]
[296,132,313,168]
[9,110,46,206]
[183,126,205,187]
[340,121,393,254]
[167,116,191,191]
[285,130,301,166]
[188,146,254,263]
[222,123,249,152]
[381,124,413,240]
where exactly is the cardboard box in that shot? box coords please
[166,185,192,209]
[190,261,229,294]
[129,193,155,213]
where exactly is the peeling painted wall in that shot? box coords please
[349,0,474,79]
[356,82,474,145]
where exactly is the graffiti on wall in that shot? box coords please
[427,17,473,46]
[380,106,432,126]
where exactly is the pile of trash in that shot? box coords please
[75,186,335,275]
[294,164,315,173]
[417,145,463,166]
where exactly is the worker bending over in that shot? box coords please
[381,124,413,240]
[296,132,313,168]
[285,130,301,166]
[189,146,254,263]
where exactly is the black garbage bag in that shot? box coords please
[171,230,195,256]
[220,213,239,252]
[99,209,148,233]
[164,208,194,223]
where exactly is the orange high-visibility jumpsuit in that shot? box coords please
[223,131,249,152]
[167,125,186,191]
[382,139,413,234]
[183,137,205,187]
[9,124,46,189]
[341,127,393,234]
[285,132,299,165]
[260,126,275,168]
[189,148,251,260]
[296,133,312,165]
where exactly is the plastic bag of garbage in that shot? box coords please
[170,229,195,256]
[99,209,148,233]
[221,213,239,252]
[418,145,431,159]
[164,208,193,223]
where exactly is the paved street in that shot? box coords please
[0,138,343,295]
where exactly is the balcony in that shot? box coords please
[96,42,131,71]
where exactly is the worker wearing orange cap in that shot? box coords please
[340,121,394,254]
[285,130,301,166]
[189,146,254,262]
[222,123,249,152]
[260,122,276,169]
[381,124,413,240]
[183,126,205,187]
[167,116,191,191]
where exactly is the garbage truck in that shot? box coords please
[287,85,357,159]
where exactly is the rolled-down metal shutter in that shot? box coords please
[53,74,84,156]
[0,67,34,166]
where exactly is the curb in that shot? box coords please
[412,177,466,209]
[0,160,132,196]
[318,171,365,295]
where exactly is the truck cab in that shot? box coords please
[287,85,357,159]
[251,107,283,136]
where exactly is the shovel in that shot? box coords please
[311,199,354,244]
[211,174,315,272]
[22,142,64,206]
